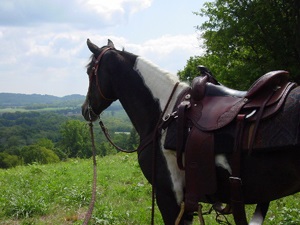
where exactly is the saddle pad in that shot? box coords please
[243,86,300,150]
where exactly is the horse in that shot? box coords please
[82,39,300,225]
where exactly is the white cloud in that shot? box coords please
[0,25,202,96]
[121,34,203,73]
[0,0,152,28]
[85,0,152,20]
[0,0,205,96]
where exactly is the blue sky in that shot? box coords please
[0,0,208,96]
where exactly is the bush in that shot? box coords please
[0,152,20,168]
[21,145,59,165]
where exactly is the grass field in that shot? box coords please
[1,153,300,225]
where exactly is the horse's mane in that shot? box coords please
[134,56,181,85]
[86,48,137,73]
[86,55,94,71]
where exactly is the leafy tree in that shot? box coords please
[0,111,68,152]
[0,152,20,168]
[36,138,55,150]
[127,128,139,149]
[99,142,117,156]
[0,106,133,161]
[59,120,92,158]
[36,138,67,160]
[21,145,59,165]
[180,0,300,89]
[4,146,22,156]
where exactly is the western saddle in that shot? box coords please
[163,66,297,224]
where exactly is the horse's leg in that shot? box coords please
[156,189,193,225]
[249,202,270,225]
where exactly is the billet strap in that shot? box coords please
[176,102,189,170]
[230,114,248,225]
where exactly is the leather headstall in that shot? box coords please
[88,47,116,102]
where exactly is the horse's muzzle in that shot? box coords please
[81,102,99,122]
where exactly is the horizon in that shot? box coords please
[0,92,85,98]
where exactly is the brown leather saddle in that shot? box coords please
[187,69,294,130]
[163,67,297,223]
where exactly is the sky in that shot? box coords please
[0,0,208,97]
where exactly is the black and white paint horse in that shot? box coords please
[82,39,300,225]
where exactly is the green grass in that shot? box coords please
[0,154,300,224]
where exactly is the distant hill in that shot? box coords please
[0,93,85,107]
[0,93,123,114]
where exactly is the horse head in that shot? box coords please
[82,39,117,121]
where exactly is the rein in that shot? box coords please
[99,120,137,153]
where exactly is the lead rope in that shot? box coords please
[82,121,98,225]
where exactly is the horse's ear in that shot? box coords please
[107,39,115,48]
[87,39,99,54]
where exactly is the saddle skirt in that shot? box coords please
[245,86,300,149]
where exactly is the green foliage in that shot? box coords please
[127,127,139,149]
[0,152,20,168]
[0,111,68,153]
[0,155,162,224]
[0,100,137,168]
[21,144,60,165]
[59,120,92,158]
[0,154,300,224]
[180,0,300,89]
[99,142,118,157]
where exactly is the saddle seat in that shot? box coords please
[188,70,294,131]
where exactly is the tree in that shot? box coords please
[0,152,20,168]
[36,138,67,160]
[59,120,92,158]
[180,0,300,89]
[36,138,55,150]
[99,142,117,156]
[21,145,59,165]
[127,128,139,150]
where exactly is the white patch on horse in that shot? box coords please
[215,154,232,174]
[134,57,188,204]
[161,134,186,204]
[133,57,188,116]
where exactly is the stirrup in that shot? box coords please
[175,202,206,225]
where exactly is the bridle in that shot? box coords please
[88,47,115,101]
[87,47,117,120]
[86,47,137,153]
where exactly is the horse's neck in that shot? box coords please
[133,57,188,113]
[118,57,188,139]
